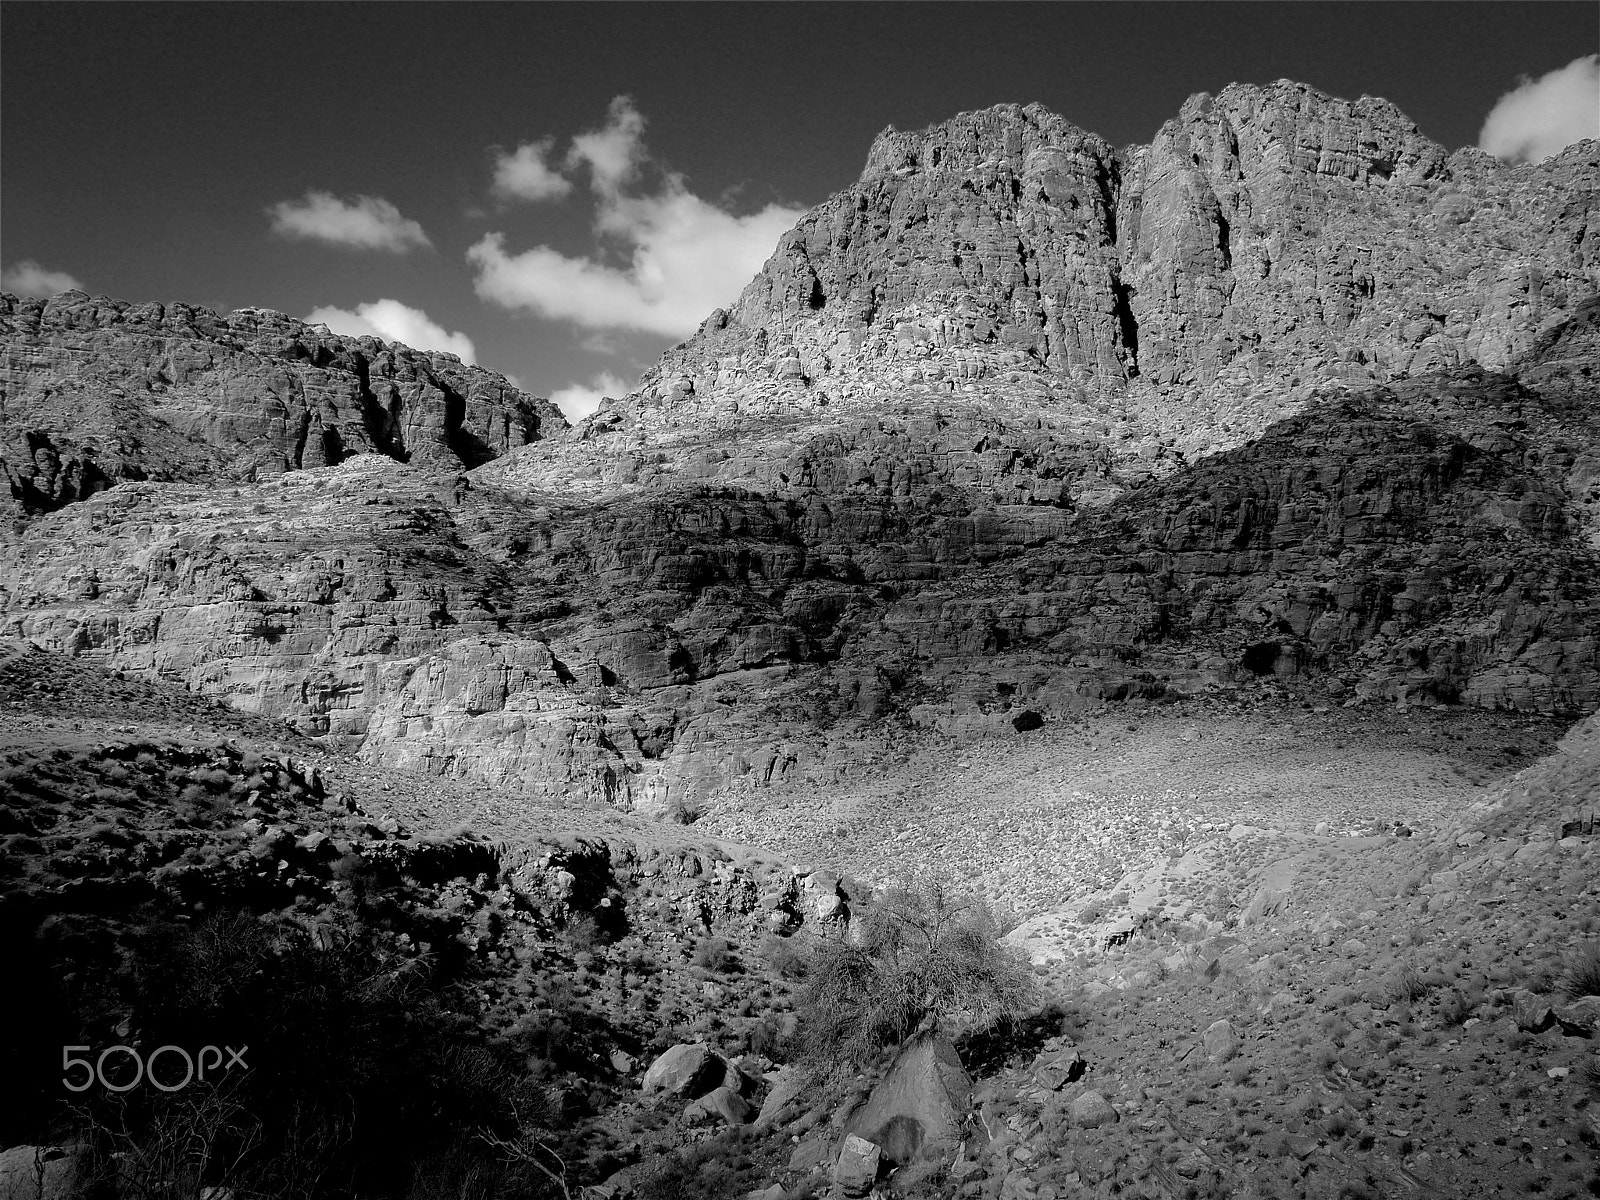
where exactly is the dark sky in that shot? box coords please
[4,3,1596,415]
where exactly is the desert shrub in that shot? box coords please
[1561,943,1600,999]
[1388,965,1428,1004]
[791,877,1035,1082]
[628,1131,769,1200]
[692,935,740,975]
[1436,989,1472,1027]
[760,933,810,981]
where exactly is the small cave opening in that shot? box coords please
[1241,641,1280,676]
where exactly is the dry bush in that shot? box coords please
[791,876,1035,1082]
[1560,943,1600,999]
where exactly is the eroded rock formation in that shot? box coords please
[0,292,567,513]
[2,82,1597,812]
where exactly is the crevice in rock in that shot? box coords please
[1113,278,1140,376]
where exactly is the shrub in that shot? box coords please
[760,933,809,981]
[692,936,740,975]
[1561,943,1600,999]
[790,877,1034,1082]
[1388,965,1428,1004]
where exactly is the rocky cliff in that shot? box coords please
[0,292,567,513]
[609,82,1595,454]
[2,82,1597,813]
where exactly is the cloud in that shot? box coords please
[305,299,476,363]
[2,261,84,297]
[565,95,648,189]
[469,96,806,338]
[1479,54,1600,163]
[548,371,631,422]
[492,137,574,202]
[268,191,433,252]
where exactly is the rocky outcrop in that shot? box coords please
[0,292,566,513]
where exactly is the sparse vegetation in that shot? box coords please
[1561,943,1600,999]
[791,877,1035,1082]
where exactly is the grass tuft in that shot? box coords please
[1561,944,1600,999]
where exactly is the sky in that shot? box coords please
[3,3,1596,421]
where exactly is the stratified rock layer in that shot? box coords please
[0,292,566,513]
[2,82,1597,811]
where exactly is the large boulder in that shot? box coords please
[641,1043,726,1098]
[844,1030,972,1167]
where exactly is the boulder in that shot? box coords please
[1556,995,1600,1036]
[641,1043,726,1098]
[1511,990,1556,1033]
[754,1065,807,1129]
[1071,1090,1118,1128]
[844,1031,972,1166]
[1031,1046,1087,1091]
[0,1144,86,1200]
[833,1135,882,1197]
[685,1085,756,1127]
[1204,1019,1241,1063]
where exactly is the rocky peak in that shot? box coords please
[603,82,1595,482]
[859,101,1116,184]
[1,291,566,514]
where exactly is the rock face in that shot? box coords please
[1,83,1597,812]
[0,292,566,513]
[578,82,1596,477]
[843,1031,972,1167]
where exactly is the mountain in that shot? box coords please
[0,292,567,513]
[5,80,1600,1200]
[2,82,1597,822]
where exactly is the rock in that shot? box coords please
[609,1049,636,1076]
[788,1136,830,1173]
[3,83,1598,818]
[0,1144,86,1200]
[1071,1090,1118,1128]
[754,1065,806,1129]
[1204,1019,1241,1063]
[0,293,566,514]
[845,1031,972,1166]
[1556,996,1600,1035]
[1510,990,1556,1033]
[640,1043,726,1098]
[684,1085,755,1126]
[833,1134,882,1197]
[1031,1046,1087,1090]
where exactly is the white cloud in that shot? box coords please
[268,191,433,252]
[492,137,574,202]
[2,261,84,297]
[1479,54,1600,163]
[306,299,477,363]
[548,371,631,422]
[469,96,806,338]
[565,95,648,189]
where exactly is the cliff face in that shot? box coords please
[2,83,1598,813]
[0,292,567,513]
[597,83,1593,458]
